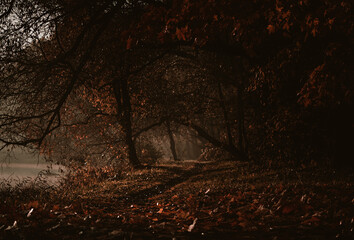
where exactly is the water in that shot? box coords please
[0,148,65,186]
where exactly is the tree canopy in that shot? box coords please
[1,0,353,168]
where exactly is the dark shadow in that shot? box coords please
[120,163,235,203]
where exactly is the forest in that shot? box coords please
[0,0,353,239]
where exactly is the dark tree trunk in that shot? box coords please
[237,87,245,153]
[166,120,179,161]
[176,120,247,161]
[113,78,141,168]
[236,62,248,159]
[217,80,234,147]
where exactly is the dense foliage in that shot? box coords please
[1,0,353,167]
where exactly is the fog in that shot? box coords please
[0,148,64,185]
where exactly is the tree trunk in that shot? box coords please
[237,83,248,158]
[230,58,249,159]
[217,80,234,147]
[176,120,247,161]
[166,120,179,161]
[113,78,141,168]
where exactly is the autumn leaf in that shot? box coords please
[27,208,34,218]
[171,195,179,201]
[52,205,60,211]
[5,221,18,231]
[126,37,133,50]
[239,221,247,229]
[313,18,320,26]
[176,28,186,41]
[283,22,290,31]
[188,218,198,232]
[282,205,295,214]
[328,18,335,29]
[157,32,165,43]
[28,201,39,209]
[267,24,275,34]
[176,210,190,219]
[302,216,320,225]
[275,4,283,12]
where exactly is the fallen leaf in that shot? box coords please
[47,223,60,231]
[52,205,60,211]
[188,218,198,232]
[109,230,122,236]
[282,205,294,214]
[302,216,320,225]
[239,221,247,228]
[126,37,132,50]
[5,221,17,231]
[27,208,34,218]
[176,28,186,41]
[28,201,39,209]
[177,210,189,219]
[267,24,275,34]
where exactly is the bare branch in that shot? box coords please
[0,0,15,19]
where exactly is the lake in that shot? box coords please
[0,148,65,186]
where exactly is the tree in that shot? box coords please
[1,0,352,168]
[0,0,164,167]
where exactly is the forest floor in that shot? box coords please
[0,159,353,239]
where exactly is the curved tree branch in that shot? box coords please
[175,119,247,161]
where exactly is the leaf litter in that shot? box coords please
[0,160,353,239]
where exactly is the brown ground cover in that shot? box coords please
[0,160,353,239]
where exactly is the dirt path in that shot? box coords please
[120,163,206,203]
